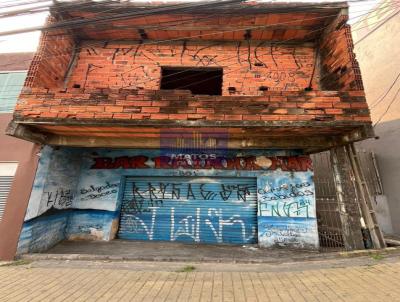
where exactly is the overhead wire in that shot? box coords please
[373,87,400,127]
[370,72,400,109]
[0,0,397,94]
[0,0,246,35]
[354,9,400,45]
[99,4,400,90]
[0,3,396,98]
[0,0,394,35]
[58,5,393,92]
[0,0,395,73]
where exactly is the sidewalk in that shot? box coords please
[20,239,400,264]
[1,253,400,301]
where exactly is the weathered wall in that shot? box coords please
[68,41,316,94]
[319,15,364,91]
[24,17,75,89]
[17,147,81,254]
[15,88,370,123]
[0,114,39,260]
[353,9,400,234]
[17,147,318,252]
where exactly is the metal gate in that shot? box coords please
[312,152,346,250]
[118,177,258,244]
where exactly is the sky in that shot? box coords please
[0,0,381,53]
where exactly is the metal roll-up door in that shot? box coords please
[118,177,258,244]
[0,163,18,221]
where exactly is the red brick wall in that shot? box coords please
[24,17,75,89]
[319,16,364,91]
[14,88,370,122]
[67,41,317,95]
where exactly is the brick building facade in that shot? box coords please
[0,1,379,259]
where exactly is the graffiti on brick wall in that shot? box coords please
[73,42,315,93]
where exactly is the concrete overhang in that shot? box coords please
[6,118,374,154]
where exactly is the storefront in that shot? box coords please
[17,147,318,254]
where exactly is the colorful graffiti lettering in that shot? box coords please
[91,155,313,171]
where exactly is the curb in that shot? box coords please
[18,246,400,264]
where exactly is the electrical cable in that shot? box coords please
[370,72,400,109]
[0,0,245,36]
[0,1,393,73]
[0,0,393,35]
[373,87,400,127]
[354,9,400,45]
[0,1,396,93]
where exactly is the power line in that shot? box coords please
[0,0,393,73]
[373,87,400,127]
[0,0,245,36]
[0,0,391,36]
[0,4,395,98]
[0,1,395,94]
[354,9,400,45]
[114,7,395,91]
[370,72,400,109]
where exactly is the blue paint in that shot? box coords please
[118,177,257,244]
[257,171,318,249]
[66,210,118,241]
[18,146,319,253]
[258,216,319,249]
[17,213,68,254]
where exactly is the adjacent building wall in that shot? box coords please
[0,53,39,260]
[352,1,400,234]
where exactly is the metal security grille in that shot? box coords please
[118,177,258,244]
[0,176,14,221]
[312,152,345,250]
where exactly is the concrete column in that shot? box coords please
[330,146,365,250]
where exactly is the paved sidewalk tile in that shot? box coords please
[1,260,400,302]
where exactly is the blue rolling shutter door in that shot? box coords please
[118,177,258,244]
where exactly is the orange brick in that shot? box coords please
[40,112,58,118]
[94,113,113,119]
[113,113,132,119]
[224,114,242,120]
[142,107,160,113]
[169,114,188,119]
[197,108,215,114]
[76,113,95,119]
[87,106,105,112]
[243,115,261,121]
[325,108,343,115]
[353,116,371,122]
[273,109,288,114]
[334,102,351,108]
[298,103,316,109]
[351,102,369,109]
[261,115,280,121]
[105,106,123,112]
[150,113,169,119]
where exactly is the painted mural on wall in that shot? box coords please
[257,171,318,249]
[17,146,318,253]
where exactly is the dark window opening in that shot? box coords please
[160,67,223,95]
